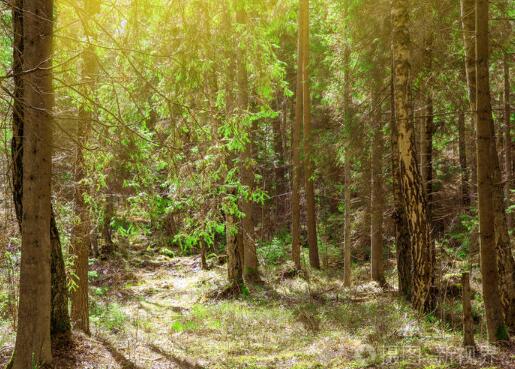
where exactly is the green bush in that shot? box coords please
[258,236,289,265]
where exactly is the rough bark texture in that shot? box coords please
[11,0,70,341]
[343,19,352,287]
[462,272,476,347]
[390,55,412,301]
[291,0,304,271]
[370,90,385,285]
[235,4,259,281]
[301,0,320,269]
[71,37,97,335]
[458,110,470,207]
[474,0,508,343]
[504,55,512,230]
[12,0,54,366]
[392,0,434,312]
[226,209,243,289]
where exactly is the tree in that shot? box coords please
[70,0,99,334]
[301,0,320,269]
[11,0,54,366]
[291,0,304,271]
[391,0,434,312]
[11,0,70,340]
[474,0,509,342]
[370,87,385,285]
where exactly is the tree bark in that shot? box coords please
[390,54,412,301]
[391,0,434,312]
[235,3,259,282]
[462,272,476,347]
[474,0,509,342]
[291,0,304,271]
[11,0,70,341]
[503,54,512,230]
[371,90,385,285]
[420,39,433,223]
[342,10,352,286]
[301,0,320,269]
[71,5,98,331]
[12,0,54,366]
[458,110,470,207]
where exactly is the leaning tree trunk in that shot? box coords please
[391,0,434,312]
[301,0,320,269]
[474,0,509,343]
[12,0,54,367]
[11,0,70,341]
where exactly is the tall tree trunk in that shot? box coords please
[458,109,470,207]
[370,90,385,285]
[462,0,514,333]
[390,55,412,300]
[291,0,304,271]
[342,22,352,286]
[272,94,288,232]
[420,39,433,224]
[503,54,512,229]
[235,3,258,282]
[474,0,509,342]
[391,0,434,312]
[12,0,54,366]
[301,0,320,269]
[11,0,70,341]
[70,2,98,332]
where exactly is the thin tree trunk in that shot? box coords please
[235,4,258,282]
[291,0,304,271]
[12,0,54,366]
[458,110,470,207]
[272,94,287,232]
[462,272,476,347]
[370,89,385,285]
[475,0,509,342]
[392,0,434,312]
[420,38,433,223]
[342,10,352,286]
[301,0,320,269]
[71,5,98,330]
[503,54,512,229]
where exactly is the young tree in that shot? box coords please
[370,88,385,285]
[391,0,434,312]
[11,0,54,366]
[70,0,99,334]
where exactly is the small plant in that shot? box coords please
[258,236,288,265]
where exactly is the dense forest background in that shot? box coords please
[0,0,513,368]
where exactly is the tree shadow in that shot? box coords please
[147,343,205,369]
[97,336,146,369]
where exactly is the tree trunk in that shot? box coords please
[12,0,54,366]
[391,0,434,312]
[458,110,470,207]
[342,12,352,286]
[462,272,476,347]
[272,94,287,232]
[371,90,385,285]
[301,0,320,269]
[71,6,98,330]
[504,55,512,229]
[226,207,243,290]
[235,4,258,282]
[420,39,433,223]
[474,0,509,343]
[11,0,70,341]
[291,0,304,271]
[390,55,412,301]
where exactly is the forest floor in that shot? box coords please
[1,244,515,369]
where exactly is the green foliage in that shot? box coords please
[90,302,127,332]
[257,234,290,265]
